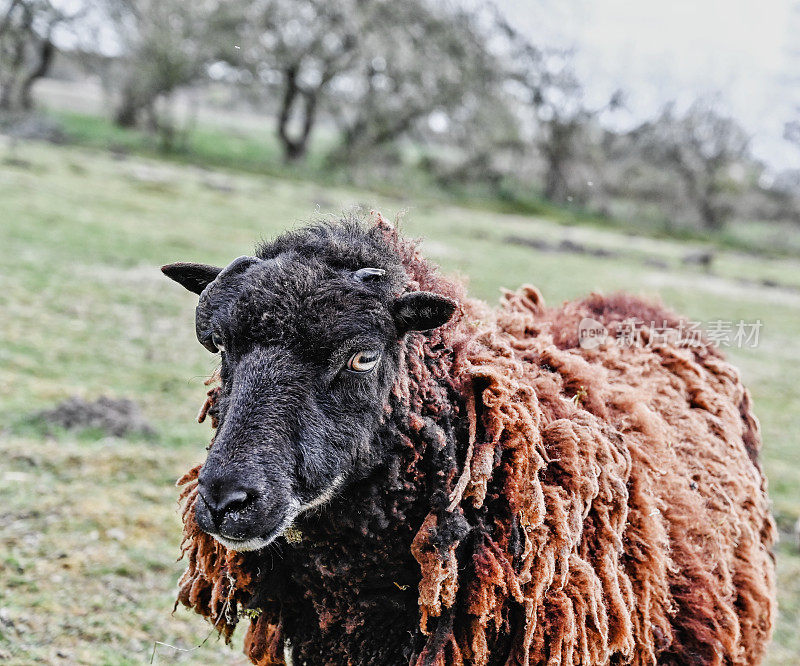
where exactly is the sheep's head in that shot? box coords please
[162,227,456,552]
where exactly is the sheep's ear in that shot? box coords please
[161,262,222,295]
[393,292,457,334]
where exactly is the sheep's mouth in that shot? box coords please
[211,534,272,552]
[210,511,298,552]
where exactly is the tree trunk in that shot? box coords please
[0,83,12,110]
[544,155,568,203]
[19,37,54,110]
[114,88,141,128]
[115,76,162,129]
[0,24,26,111]
[699,198,724,231]
[277,66,318,163]
[542,122,575,204]
[686,171,726,232]
[0,3,56,113]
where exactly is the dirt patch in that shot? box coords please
[33,396,155,439]
[506,235,800,294]
[1,114,67,144]
[642,272,800,308]
[505,235,622,259]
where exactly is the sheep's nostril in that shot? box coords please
[221,488,251,514]
[198,479,256,525]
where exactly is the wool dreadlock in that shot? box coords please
[175,214,775,665]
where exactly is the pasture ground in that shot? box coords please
[1,140,798,664]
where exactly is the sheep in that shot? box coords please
[162,212,776,666]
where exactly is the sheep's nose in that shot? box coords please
[197,474,255,526]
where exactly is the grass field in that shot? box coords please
[1,139,799,664]
[45,108,800,257]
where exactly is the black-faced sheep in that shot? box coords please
[162,213,776,666]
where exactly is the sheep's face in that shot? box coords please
[163,247,455,552]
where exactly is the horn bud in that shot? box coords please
[354,267,386,282]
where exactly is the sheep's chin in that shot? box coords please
[212,534,272,552]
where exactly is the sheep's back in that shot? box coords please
[455,287,776,666]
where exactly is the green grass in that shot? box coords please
[51,109,294,173]
[44,109,800,259]
[1,139,798,664]
[47,109,405,191]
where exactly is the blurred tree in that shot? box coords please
[416,92,523,191]
[0,0,66,112]
[529,60,589,204]
[628,102,752,230]
[326,1,503,166]
[214,0,364,163]
[216,0,505,165]
[498,17,621,205]
[101,0,213,140]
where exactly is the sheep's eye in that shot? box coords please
[211,332,225,353]
[347,350,381,373]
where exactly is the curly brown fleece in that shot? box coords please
[175,215,776,665]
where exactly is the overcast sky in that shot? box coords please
[493,0,800,171]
